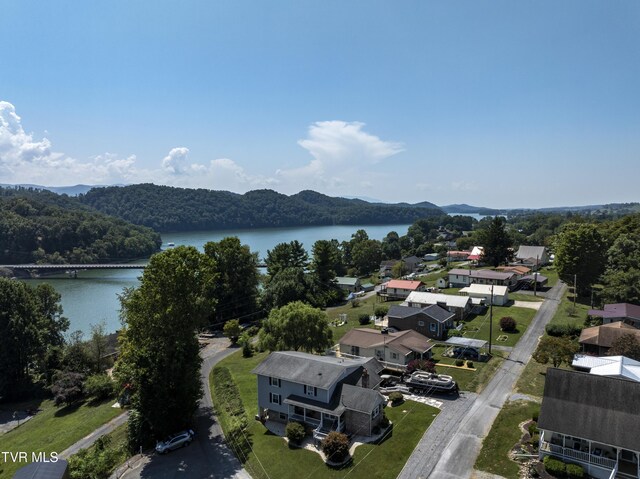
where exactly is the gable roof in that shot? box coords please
[340,384,385,413]
[459,284,509,296]
[385,279,423,290]
[388,304,455,323]
[538,368,640,452]
[496,265,531,275]
[588,303,640,320]
[406,291,472,309]
[515,245,546,261]
[339,328,433,355]
[252,351,377,389]
[579,322,640,349]
[448,268,515,281]
[572,355,640,382]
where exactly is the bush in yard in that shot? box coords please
[499,316,516,332]
[321,431,350,463]
[543,456,566,476]
[406,359,436,374]
[389,391,404,405]
[241,339,253,358]
[466,360,473,368]
[374,305,389,318]
[285,421,306,446]
[51,371,85,406]
[447,329,462,338]
[455,359,464,367]
[223,319,242,344]
[350,299,360,308]
[566,463,585,479]
[379,413,390,428]
[546,323,583,338]
[84,374,116,401]
[532,408,539,422]
[358,313,371,325]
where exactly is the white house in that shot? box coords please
[458,284,509,306]
[447,268,518,290]
[404,291,472,321]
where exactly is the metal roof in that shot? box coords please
[444,337,487,349]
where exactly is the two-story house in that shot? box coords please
[387,304,455,340]
[378,279,425,300]
[447,268,518,291]
[338,328,433,367]
[253,351,386,440]
[538,368,640,479]
[404,291,472,321]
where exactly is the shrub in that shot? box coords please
[546,323,583,338]
[223,319,242,344]
[447,329,462,338]
[51,371,85,406]
[242,340,253,358]
[466,360,473,368]
[379,413,390,428]
[566,463,585,479]
[358,314,371,325]
[499,316,517,332]
[389,392,404,405]
[543,456,566,476]
[528,422,538,437]
[455,359,464,367]
[285,422,306,445]
[321,432,350,463]
[406,359,436,374]
[374,305,389,318]
[84,374,115,401]
[245,325,260,337]
[532,408,540,422]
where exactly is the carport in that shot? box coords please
[443,337,488,361]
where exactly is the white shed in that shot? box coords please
[458,284,509,306]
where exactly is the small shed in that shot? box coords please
[459,284,509,306]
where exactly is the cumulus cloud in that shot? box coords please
[162,147,190,174]
[274,120,404,194]
[0,101,139,185]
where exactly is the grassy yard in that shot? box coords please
[475,400,540,479]
[211,350,440,479]
[458,305,536,347]
[509,293,545,302]
[431,344,506,393]
[0,399,123,478]
[325,295,402,342]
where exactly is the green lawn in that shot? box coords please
[325,295,402,342]
[211,350,440,479]
[459,305,536,347]
[539,266,558,287]
[431,344,506,393]
[509,293,545,302]
[0,399,123,478]
[475,400,540,479]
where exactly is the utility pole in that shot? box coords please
[533,255,538,297]
[573,274,577,309]
[489,284,494,355]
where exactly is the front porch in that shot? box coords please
[540,431,640,479]
[287,404,346,441]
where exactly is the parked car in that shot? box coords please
[452,347,479,360]
[155,429,195,454]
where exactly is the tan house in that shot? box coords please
[378,279,425,300]
[338,328,433,367]
[579,322,640,356]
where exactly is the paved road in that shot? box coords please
[60,410,129,459]
[399,281,566,479]
[119,340,250,479]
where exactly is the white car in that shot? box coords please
[155,429,195,454]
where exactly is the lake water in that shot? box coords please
[28,224,411,336]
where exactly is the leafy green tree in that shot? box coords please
[204,237,261,325]
[608,333,640,361]
[223,319,242,344]
[382,231,402,260]
[114,246,217,445]
[477,216,513,267]
[554,223,607,295]
[84,374,116,401]
[89,321,109,373]
[0,278,68,401]
[391,260,408,278]
[258,301,333,353]
[62,331,93,375]
[51,371,85,406]
[351,239,382,276]
[261,267,324,310]
[532,336,579,368]
[311,239,344,305]
[265,241,309,278]
[601,233,640,304]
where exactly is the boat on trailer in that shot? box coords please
[404,371,458,393]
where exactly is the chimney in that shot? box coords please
[362,368,369,388]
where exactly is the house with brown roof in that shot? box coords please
[578,322,640,356]
[538,368,640,479]
[495,265,531,278]
[588,303,640,329]
[447,268,518,290]
[378,279,425,300]
[338,328,433,368]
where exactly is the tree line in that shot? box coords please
[0,187,161,264]
[79,184,443,232]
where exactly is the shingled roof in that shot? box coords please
[339,328,433,355]
[388,304,455,323]
[579,321,640,349]
[538,368,640,452]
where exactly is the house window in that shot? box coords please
[279,412,287,421]
[430,323,437,332]
[391,352,398,360]
[269,377,281,387]
[418,320,425,327]
[304,385,317,397]
[269,393,281,405]
[372,404,381,419]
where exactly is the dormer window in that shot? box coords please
[304,385,317,396]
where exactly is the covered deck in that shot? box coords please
[284,396,346,441]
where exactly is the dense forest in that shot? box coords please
[79,184,443,232]
[0,187,161,264]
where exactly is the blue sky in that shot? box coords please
[1,1,639,208]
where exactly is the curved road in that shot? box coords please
[119,340,250,479]
[399,282,566,479]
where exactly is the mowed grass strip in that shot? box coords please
[475,400,540,479]
[210,350,439,479]
[0,399,123,478]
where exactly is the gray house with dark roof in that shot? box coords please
[252,351,386,440]
[514,245,549,270]
[538,368,640,479]
[387,304,455,340]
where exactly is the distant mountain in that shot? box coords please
[0,183,121,196]
[440,204,502,215]
[340,195,383,203]
[80,184,444,232]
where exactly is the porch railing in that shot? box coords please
[540,440,617,469]
[289,414,320,426]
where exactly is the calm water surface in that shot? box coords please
[28,224,411,335]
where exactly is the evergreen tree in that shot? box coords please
[477,216,513,267]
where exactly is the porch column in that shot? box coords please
[304,408,307,423]
[588,440,592,463]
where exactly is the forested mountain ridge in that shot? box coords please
[0,187,161,264]
[80,184,444,232]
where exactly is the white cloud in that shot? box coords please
[161,147,190,174]
[276,121,404,194]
